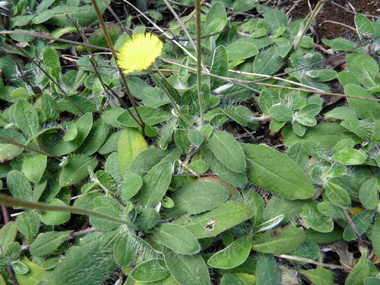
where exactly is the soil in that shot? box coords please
[286,0,380,41]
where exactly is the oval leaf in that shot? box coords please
[154,223,200,255]
[208,235,252,269]
[243,144,314,200]
[131,259,170,282]
[207,130,246,172]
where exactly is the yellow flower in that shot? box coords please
[117,33,163,74]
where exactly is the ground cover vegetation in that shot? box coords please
[0,0,380,284]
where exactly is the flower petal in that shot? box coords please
[117,33,163,74]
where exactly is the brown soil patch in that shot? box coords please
[287,0,380,42]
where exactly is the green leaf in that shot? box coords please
[355,13,374,40]
[16,210,39,242]
[14,256,44,285]
[233,0,255,12]
[22,154,47,183]
[135,207,159,230]
[0,222,17,254]
[187,129,204,147]
[174,129,190,152]
[58,95,97,115]
[360,178,379,209]
[243,144,314,200]
[40,199,71,225]
[98,130,121,154]
[117,107,170,127]
[341,119,372,140]
[173,200,254,239]
[287,239,320,264]
[337,71,360,87]
[242,189,264,226]
[188,160,209,175]
[282,121,361,151]
[42,258,59,270]
[317,201,345,219]
[113,233,135,267]
[47,0,111,27]
[322,38,356,51]
[210,46,229,89]
[286,143,309,170]
[131,259,170,282]
[346,248,369,285]
[77,125,109,155]
[71,112,93,147]
[202,144,248,188]
[42,47,61,79]
[64,125,78,141]
[251,225,305,254]
[12,261,29,275]
[154,223,200,255]
[298,267,334,285]
[300,200,334,233]
[120,173,143,202]
[264,9,287,34]
[7,170,33,201]
[220,274,242,285]
[164,250,210,285]
[118,127,148,174]
[208,235,252,269]
[372,215,380,262]
[14,99,39,139]
[207,130,246,172]
[206,17,228,40]
[49,233,117,285]
[346,54,380,89]
[205,1,227,27]
[59,155,98,186]
[252,48,282,76]
[262,196,304,225]
[325,106,357,120]
[90,207,121,231]
[32,10,54,24]
[343,210,374,241]
[226,42,258,61]
[268,105,293,121]
[0,144,22,163]
[141,87,170,108]
[332,149,367,165]
[163,181,229,218]
[96,170,118,194]
[305,228,343,244]
[136,162,172,207]
[315,69,338,82]
[29,231,71,256]
[255,253,281,285]
[325,182,351,207]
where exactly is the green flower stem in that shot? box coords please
[91,0,145,129]
[0,194,138,231]
[195,0,204,127]
[149,68,194,129]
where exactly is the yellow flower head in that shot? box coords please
[117,33,163,74]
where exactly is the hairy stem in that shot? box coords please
[195,0,204,127]
[90,0,145,129]
[0,135,61,159]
